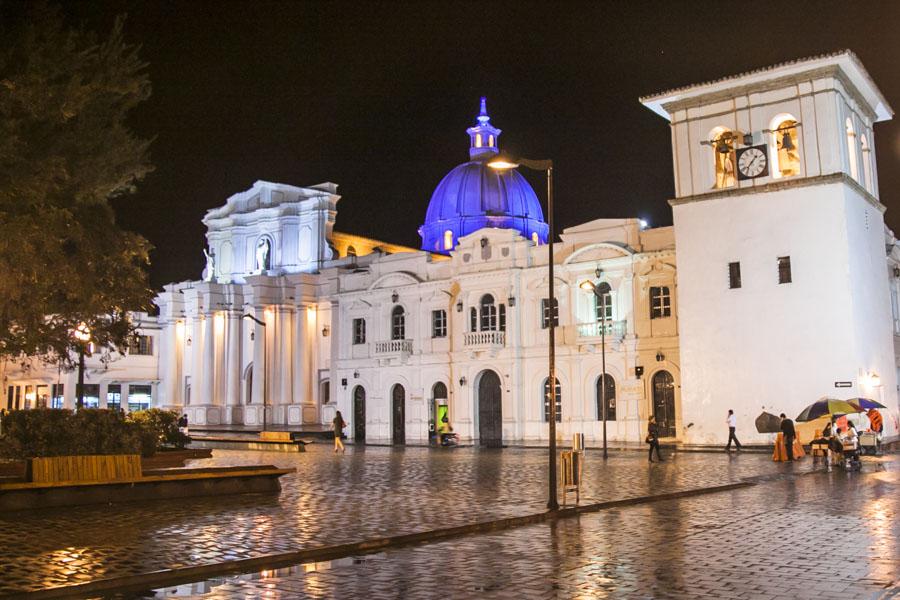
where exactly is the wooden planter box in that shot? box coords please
[26,454,142,484]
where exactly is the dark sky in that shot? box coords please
[43,1,900,287]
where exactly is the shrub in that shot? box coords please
[127,409,189,451]
[0,409,143,458]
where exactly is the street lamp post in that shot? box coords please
[243,313,268,432]
[73,323,91,410]
[488,155,558,511]
[580,280,609,459]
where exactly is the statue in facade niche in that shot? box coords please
[255,238,270,272]
[202,248,216,282]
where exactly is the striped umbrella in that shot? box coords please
[845,397,886,410]
[796,398,863,422]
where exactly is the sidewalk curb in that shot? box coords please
[10,481,753,599]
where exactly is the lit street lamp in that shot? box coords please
[73,322,91,410]
[580,279,610,459]
[243,313,268,432]
[487,154,558,511]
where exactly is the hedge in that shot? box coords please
[0,408,190,459]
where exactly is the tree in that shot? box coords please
[0,4,154,366]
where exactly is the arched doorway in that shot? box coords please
[353,386,366,443]
[391,384,405,445]
[596,374,616,421]
[652,370,676,437]
[477,370,502,447]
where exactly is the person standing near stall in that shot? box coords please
[780,413,796,461]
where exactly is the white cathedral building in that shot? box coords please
[5,51,900,446]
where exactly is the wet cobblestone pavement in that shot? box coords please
[149,466,900,600]
[0,445,892,595]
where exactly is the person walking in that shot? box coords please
[647,416,663,462]
[332,410,346,453]
[725,409,742,452]
[177,413,189,434]
[780,413,796,461]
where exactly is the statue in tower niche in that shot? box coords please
[255,237,271,272]
[202,248,216,282]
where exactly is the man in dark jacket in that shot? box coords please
[780,413,796,460]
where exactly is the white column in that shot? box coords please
[199,313,215,415]
[191,315,203,412]
[293,303,311,418]
[161,321,179,408]
[225,312,242,419]
[213,313,226,407]
[251,307,266,423]
[277,308,294,420]
[99,382,109,409]
[121,384,130,413]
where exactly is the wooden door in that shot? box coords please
[478,370,502,447]
[653,370,676,437]
[353,386,366,443]
[392,384,405,445]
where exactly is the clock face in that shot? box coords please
[736,145,769,180]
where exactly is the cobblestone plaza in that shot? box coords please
[0,445,896,597]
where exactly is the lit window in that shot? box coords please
[479,294,497,331]
[728,262,741,289]
[543,377,561,422]
[51,384,64,409]
[861,135,873,192]
[712,129,736,189]
[128,335,153,356]
[107,384,121,411]
[531,232,539,244]
[778,256,792,284]
[76,384,100,408]
[443,230,453,251]
[593,282,612,322]
[475,133,482,148]
[649,286,671,319]
[772,117,800,178]
[846,119,859,181]
[488,134,494,147]
[431,310,447,338]
[391,306,405,340]
[128,384,152,412]
[541,298,558,329]
[352,318,366,344]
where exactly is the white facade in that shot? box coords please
[641,50,898,443]
[4,52,899,445]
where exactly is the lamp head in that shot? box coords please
[579,280,597,293]
[486,155,519,170]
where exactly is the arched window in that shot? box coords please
[443,230,453,251]
[488,134,494,147]
[475,133,483,148]
[531,232,539,244]
[771,116,800,178]
[711,128,736,189]
[480,294,497,331]
[542,377,561,422]
[391,305,405,340]
[861,134,873,193]
[846,118,859,181]
[597,374,616,421]
[346,245,357,257]
[593,282,612,323]
[432,381,448,401]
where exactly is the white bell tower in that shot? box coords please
[642,51,898,444]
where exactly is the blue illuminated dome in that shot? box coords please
[419,98,548,254]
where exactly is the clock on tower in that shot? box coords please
[735,145,769,180]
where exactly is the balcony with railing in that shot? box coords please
[576,320,627,341]
[464,330,506,348]
[374,339,413,356]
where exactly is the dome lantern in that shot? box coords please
[466,97,501,160]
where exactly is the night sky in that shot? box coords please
[24,1,900,287]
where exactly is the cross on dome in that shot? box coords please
[466,97,501,160]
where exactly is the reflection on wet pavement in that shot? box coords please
[0,445,892,595]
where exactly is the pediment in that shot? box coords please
[563,243,634,265]
[368,271,421,290]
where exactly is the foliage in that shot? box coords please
[127,408,190,450]
[0,4,154,365]
[0,408,189,459]
[0,408,143,458]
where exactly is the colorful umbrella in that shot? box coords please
[845,397,886,410]
[796,398,863,422]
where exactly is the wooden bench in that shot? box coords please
[259,431,293,442]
